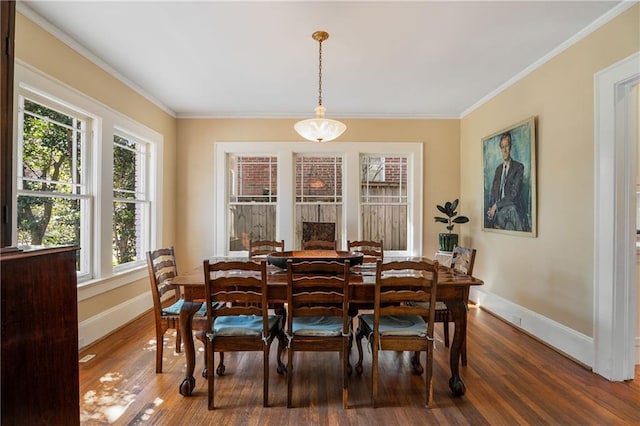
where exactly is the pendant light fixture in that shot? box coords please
[294,30,346,143]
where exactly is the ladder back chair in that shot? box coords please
[355,259,439,408]
[249,239,285,258]
[146,247,208,374]
[347,240,383,263]
[203,259,285,409]
[286,259,351,408]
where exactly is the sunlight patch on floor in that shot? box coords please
[80,372,136,424]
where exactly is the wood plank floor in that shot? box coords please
[79,305,640,425]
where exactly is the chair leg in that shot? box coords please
[276,331,286,375]
[217,352,225,376]
[371,334,378,408]
[355,322,366,375]
[207,343,215,410]
[195,331,207,378]
[175,326,182,353]
[411,351,423,374]
[263,345,270,407]
[461,335,468,366]
[443,317,450,347]
[424,348,433,408]
[287,344,294,408]
[343,338,349,409]
[155,327,165,374]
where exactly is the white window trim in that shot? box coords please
[13,61,163,291]
[214,142,423,257]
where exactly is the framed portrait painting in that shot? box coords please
[482,116,537,237]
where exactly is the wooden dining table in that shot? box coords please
[170,256,483,398]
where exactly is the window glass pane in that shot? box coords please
[21,101,82,193]
[113,135,138,197]
[113,200,144,265]
[227,154,278,251]
[112,134,147,266]
[295,155,343,248]
[360,155,408,250]
[17,195,80,247]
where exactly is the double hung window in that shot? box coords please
[360,155,408,250]
[216,142,422,257]
[17,96,90,274]
[227,155,278,252]
[113,133,150,267]
[15,63,162,284]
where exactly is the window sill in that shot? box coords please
[77,265,147,302]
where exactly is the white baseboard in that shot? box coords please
[78,291,152,350]
[470,288,594,368]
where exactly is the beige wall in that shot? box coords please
[460,5,640,336]
[15,13,178,322]
[175,119,461,270]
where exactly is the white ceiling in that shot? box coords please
[19,1,629,118]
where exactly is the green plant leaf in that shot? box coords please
[434,217,449,224]
[452,216,469,224]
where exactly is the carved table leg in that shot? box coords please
[446,298,467,396]
[179,301,202,396]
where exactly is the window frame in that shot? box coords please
[214,142,423,257]
[112,130,151,272]
[13,62,163,287]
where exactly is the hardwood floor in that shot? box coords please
[79,305,640,425]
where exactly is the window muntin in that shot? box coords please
[360,155,408,250]
[227,154,278,252]
[16,96,89,273]
[112,133,149,267]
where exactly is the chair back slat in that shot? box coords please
[203,260,269,333]
[347,240,383,262]
[287,260,349,322]
[249,240,285,258]
[374,259,439,333]
[146,247,180,304]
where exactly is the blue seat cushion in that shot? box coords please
[360,314,427,337]
[213,315,280,336]
[292,316,345,337]
[162,300,208,317]
[161,299,185,316]
[413,301,448,311]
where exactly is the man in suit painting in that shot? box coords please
[486,132,530,232]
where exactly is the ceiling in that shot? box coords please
[19,1,628,119]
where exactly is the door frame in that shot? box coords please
[593,51,639,380]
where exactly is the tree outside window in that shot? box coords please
[17,98,86,270]
[113,134,149,266]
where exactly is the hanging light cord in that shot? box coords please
[317,37,323,107]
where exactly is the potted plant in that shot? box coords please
[434,199,469,252]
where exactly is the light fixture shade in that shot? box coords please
[295,105,346,143]
[295,30,347,143]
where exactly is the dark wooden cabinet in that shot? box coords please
[1,246,80,425]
